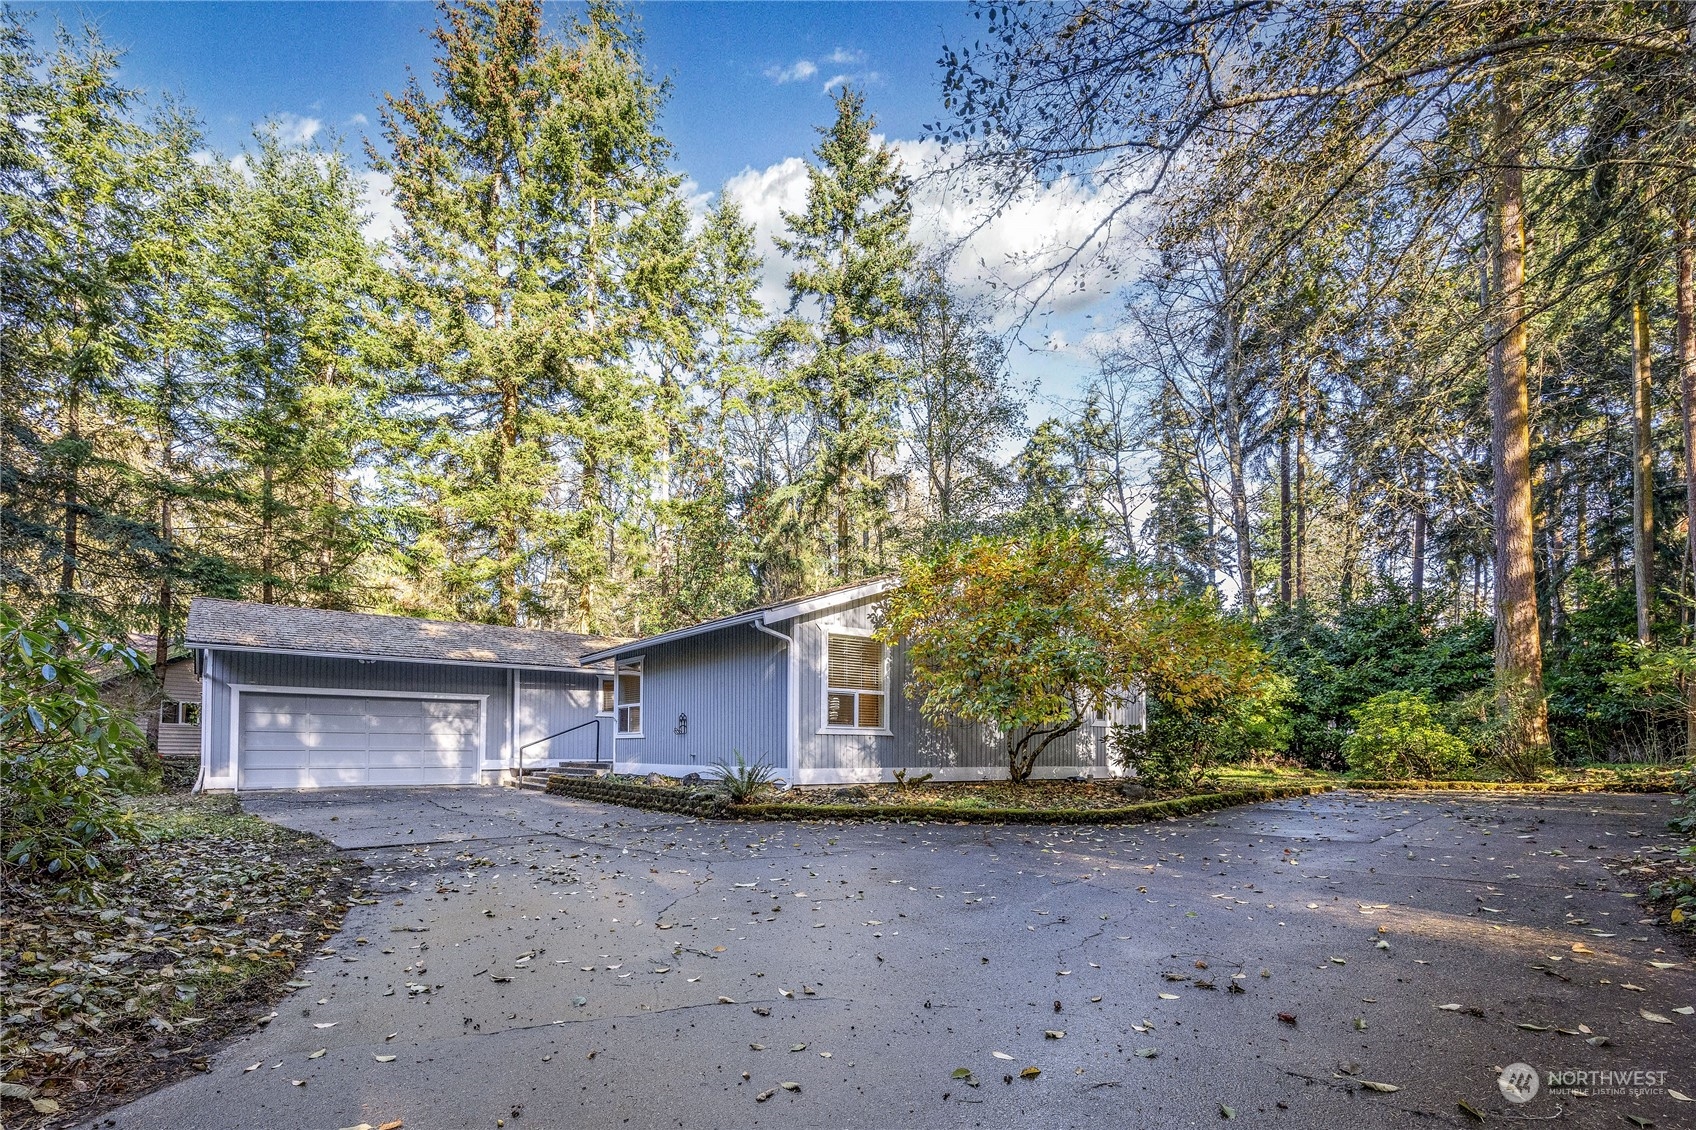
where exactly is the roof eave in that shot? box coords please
[188,639,610,674]
[577,611,763,665]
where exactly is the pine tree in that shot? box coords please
[372,0,691,629]
[767,86,918,585]
[206,128,383,608]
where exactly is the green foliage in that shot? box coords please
[708,752,782,805]
[1341,691,1473,780]
[1114,673,1292,791]
[1258,592,1493,769]
[884,529,1280,783]
[0,604,146,880]
[764,85,917,587]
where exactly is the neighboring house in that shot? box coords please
[187,598,622,791]
[578,577,1144,785]
[184,581,1143,792]
[97,637,203,759]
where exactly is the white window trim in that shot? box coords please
[614,658,644,739]
[221,684,490,791]
[818,628,892,736]
[596,675,615,717]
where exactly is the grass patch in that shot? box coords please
[1,793,360,1128]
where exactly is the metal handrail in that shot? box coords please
[517,716,603,779]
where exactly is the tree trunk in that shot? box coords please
[157,493,173,670]
[1487,69,1551,766]
[59,385,80,604]
[1294,427,1308,604]
[1410,461,1427,608]
[1676,205,1696,757]
[1632,288,1655,644]
[261,460,275,604]
[1279,432,1293,609]
[1225,421,1254,617]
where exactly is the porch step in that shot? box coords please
[510,762,610,792]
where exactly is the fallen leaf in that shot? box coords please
[1675,1007,1695,1016]
[374,1054,397,1062]
[992,1051,1014,1061]
[1277,1013,1297,1025]
[1158,992,1180,1000]
[790,1044,808,1052]
[314,1022,338,1029]
[308,1048,327,1059]
[717,996,736,1004]
[1044,1030,1065,1039]
[1019,1066,1041,1079]
[1436,1003,1463,1011]
[1517,1022,1552,1031]
[1358,1080,1400,1093]
[780,1081,800,1092]
[379,1122,404,1130]
[756,1089,776,1102]
[1133,1047,1159,1058]
[952,1068,973,1079]
[1458,1099,1486,1122]
[1220,1104,1236,1119]
[30,1098,61,1114]
[1639,1009,1674,1024]
[1669,1090,1692,1102]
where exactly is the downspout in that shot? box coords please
[752,620,798,782]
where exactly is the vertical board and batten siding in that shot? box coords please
[788,595,1117,783]
[156,658,204,758]
[201,650,513,782]
[516,670,611,764]
[613,624,787,774]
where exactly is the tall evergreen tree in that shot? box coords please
[372,0,691,629]
[767,86,918,586]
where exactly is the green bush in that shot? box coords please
[1342,691,1472,780]
[1,604,147,880]
[1114,676,1290,792]
[707,752,782,805]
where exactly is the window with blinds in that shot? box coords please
[615,664,642,735]
[598,677,615,715]
[826,634,886,730]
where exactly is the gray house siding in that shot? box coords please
[517,669,611,765]
[786,595,1121,783]
[201,650,519,785]
[612,624,787,774]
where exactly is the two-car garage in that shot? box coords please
[188,598,616,792]
[236,691,483,790]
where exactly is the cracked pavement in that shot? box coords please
[83,787,1695,1129]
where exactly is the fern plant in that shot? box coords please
[708,753,782,805]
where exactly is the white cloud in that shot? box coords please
[359,170,403,246]
[722,156,812,311]
[348,112,369,127]
[722,136,1138,333]
[764,59,818,85]
[272,112,324,145]
[824,48,865,66]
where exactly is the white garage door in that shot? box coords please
[238,692,482,790]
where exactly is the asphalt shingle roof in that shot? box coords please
[186,598,620,670]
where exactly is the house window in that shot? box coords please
[160,701,200,725]
[615,663,642,736]
[826,634,886,730]
[598,676,615,715]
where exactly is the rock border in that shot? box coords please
[543,775,1333,823]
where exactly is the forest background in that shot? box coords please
[6,0,1696,770]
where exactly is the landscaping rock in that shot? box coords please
[1118,781,1149,800]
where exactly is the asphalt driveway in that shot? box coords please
[85,787,1694,1129]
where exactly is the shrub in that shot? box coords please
[1,604,148,880]
[707,752,782,804]
[1342,691,1472,780]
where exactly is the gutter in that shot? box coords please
[751,621,799,774]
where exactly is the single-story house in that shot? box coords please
[185,579,1143,792]
[96,636,203,759]
[186,598,622,790]
[578,577,1143,785]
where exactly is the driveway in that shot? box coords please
[87,787,1693,1129]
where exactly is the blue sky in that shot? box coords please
[24,2,1121,406]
